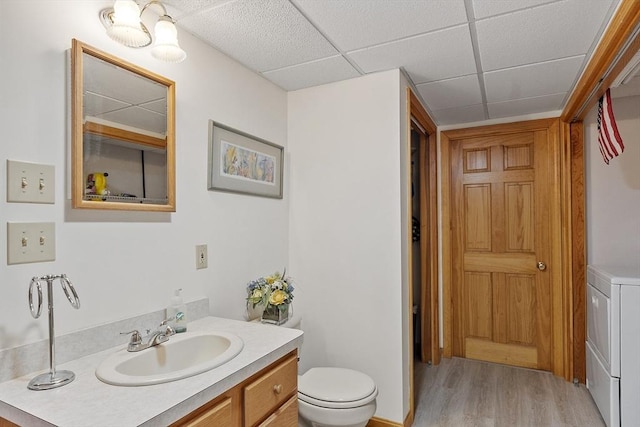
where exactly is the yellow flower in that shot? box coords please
[269,289,287,305]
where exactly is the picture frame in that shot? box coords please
[208,121,284,199]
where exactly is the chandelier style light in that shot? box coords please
[100,0,187,63]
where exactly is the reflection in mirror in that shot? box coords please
[71,39,175,211]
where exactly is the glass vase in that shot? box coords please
[246,302,265,321]
[261,303,289,325]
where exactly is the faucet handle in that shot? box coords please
[120,330,142,345]
[159,316,174,326]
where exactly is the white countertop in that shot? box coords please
[0,316,303,427]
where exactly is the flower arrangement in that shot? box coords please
[246,270,294,324]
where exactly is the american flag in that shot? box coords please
[597,88,624,165]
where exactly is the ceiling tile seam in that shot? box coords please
[414,72,480,87]
[259,54,345,74]
[464,0,489,120]
[170,0,239,21]
[536,53,590,112]
[487,91,569,106]
[483,54,588,75]
[430,102,485,113]
[287,0,365,75]
[473,0,566,23]
[344,23,471,55]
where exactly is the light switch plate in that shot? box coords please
[196,244,208,269]
[7,222,56,265]
[7,160,55,204]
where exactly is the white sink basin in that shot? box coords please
[96,331,244,386]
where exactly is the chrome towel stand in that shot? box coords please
[27,274,80,391]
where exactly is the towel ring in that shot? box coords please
[28,277,43,319]
[60,274,80,309]
[26,273,81,390]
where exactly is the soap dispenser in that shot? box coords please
[167,289,187,333]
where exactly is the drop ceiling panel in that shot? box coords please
[487,93,566,118]
[263,56,361,91]
[165,0,233,17]
[162,0,621,125]
[140,98,167,115]
[83,92,130,118]
[102,107,167,134]
[178,0,337,72]
[484,55,585,102]
[472,0,558,19]
[349,25,477,84]
[293,0,468,51]
[431,104,487,125]
[84,54,166,105]
[476,0,614,72]
[416,74,482,111]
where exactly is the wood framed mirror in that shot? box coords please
[71,39,175,211]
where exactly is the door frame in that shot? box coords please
[561,0,640,382]
[441,118,572,378]
[406,88,438,426]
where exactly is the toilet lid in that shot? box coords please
[298,367,377,409]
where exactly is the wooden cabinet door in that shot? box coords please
[178,396,233,427]
[450,123,558,370]
[258,395,297,427]
[244,354,298,426]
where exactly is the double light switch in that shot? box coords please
[7,222,56,264]
[6,160,56,264]
[7,160,55,204]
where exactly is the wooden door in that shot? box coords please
[449,122,557,370]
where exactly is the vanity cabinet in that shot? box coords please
[172,350,298,427]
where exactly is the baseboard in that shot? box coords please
[367,416,403,427]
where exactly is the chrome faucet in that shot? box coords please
[121,318,176,352]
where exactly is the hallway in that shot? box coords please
[413,357,605,426]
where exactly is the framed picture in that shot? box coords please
[208,121,284,199]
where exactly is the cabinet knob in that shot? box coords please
[537,261,547,271]
[273,384,282,394]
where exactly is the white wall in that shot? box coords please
[288,70,406,423]
[399,72,411,422]
[0,1,288,350]
[585,94,640,268]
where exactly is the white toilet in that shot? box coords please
[256,313,378,427]
[297,366,378,427]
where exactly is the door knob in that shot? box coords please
[537,261,547,271]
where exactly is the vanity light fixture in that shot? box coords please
[100,0,187,63]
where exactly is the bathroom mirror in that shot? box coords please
[71,39,175,211]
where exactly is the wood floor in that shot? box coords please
[413,357,605,426]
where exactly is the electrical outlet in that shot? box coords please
[7,222,56,264]
[7,160,55,204]
[196,244,208,269]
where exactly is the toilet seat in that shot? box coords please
[298,367,378,409]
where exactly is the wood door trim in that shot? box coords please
[407,88,438,426]
[561,0,640,122]
[570,122,586,382]
[441,118,570,378]
[558,0,640,383]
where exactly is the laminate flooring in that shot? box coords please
[413,357,605,427]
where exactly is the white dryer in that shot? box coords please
[586,265,640,427]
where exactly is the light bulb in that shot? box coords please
[151,16,187,63]
[107,0,149,47]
